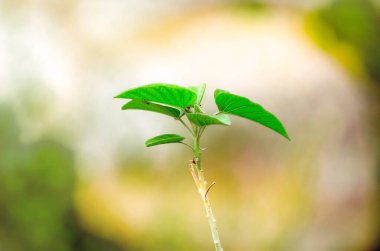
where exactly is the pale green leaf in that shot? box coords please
[214,89,290,140]
[145,134,186,147]
[193,104,204,113]
[189,83,206,105]
[187,113,231,127]
[115,83,197,109]
[122,100,183,118]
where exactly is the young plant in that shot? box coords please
[115,83,289,251]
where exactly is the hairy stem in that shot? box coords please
[192,132,223,251]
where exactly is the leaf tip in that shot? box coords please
[114,92,124,99]
[280,129,291,141]
[121,103,128,110]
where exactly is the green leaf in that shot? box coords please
[189,83,206,105]
[214,89,290,140]
[122,100,183,118]
[115,83,197,109]
[187,113,231,127]
[145,134,186,147]
[193,104,204,113]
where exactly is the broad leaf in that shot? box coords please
[187,113,231,127]
[145,134,185,147]
[115,83,197,109]
[189,83,206,105]
[214,89,290,140]
[122,100,183,118]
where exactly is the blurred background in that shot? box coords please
[0,0,380,250]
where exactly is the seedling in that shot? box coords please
[115,83,289,251]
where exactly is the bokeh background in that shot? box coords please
[1,0,380,250]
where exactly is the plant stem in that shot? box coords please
[179,117,193,135]
[192,131,223,251]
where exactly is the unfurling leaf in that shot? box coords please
[193,104,204,113]
[214,89,289,140]
[122,100,183,118]
[145,134,185,147]
[115,83,197,109]
[189,83,206,105]
[187,113,231,127]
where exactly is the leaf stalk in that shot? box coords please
[178,117,193,135]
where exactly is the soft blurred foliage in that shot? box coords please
[0,0,379,251]
[0,105,125,251]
